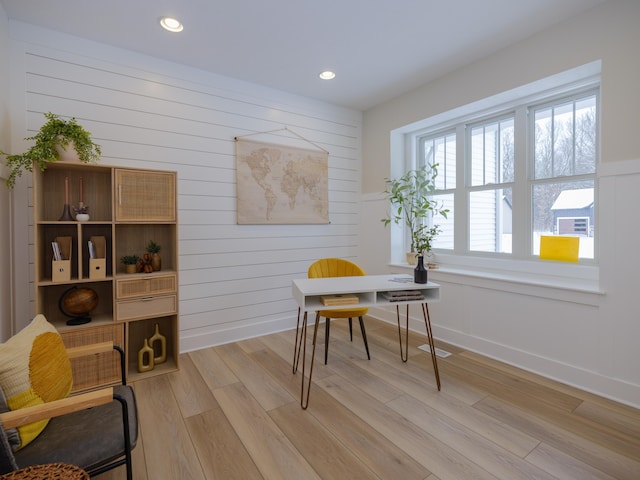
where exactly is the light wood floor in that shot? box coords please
[101,317,640,479]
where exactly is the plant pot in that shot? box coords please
[54,139,81,163]
[124,264,137,274]
[151,253,161,271]
[75,213,90,222]
[406,252,418,266]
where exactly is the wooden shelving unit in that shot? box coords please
[33,162,179,391]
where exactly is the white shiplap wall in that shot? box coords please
[9,22,362,352]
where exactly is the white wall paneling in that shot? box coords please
[7,21,362,349]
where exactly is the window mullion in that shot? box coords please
[455,124,467,253]
[512,107,530,258]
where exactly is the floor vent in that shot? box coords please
[418,344,452,358]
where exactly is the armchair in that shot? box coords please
[0,341,138,479]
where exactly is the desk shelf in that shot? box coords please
[293,275,439,312]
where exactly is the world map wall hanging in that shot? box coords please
[235,137,329,224]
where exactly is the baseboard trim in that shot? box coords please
[367,306,640,409]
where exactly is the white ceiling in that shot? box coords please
[1,0,606,111]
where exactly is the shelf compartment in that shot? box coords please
[126,316,178,382]
[38,281,113,325]
[60,322,125,393]
[115,169,176,222]
[37,224,79,282]
[115,224,177,273]
[80,223,113,279]
[36,164,113,222]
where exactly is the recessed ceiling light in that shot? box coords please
[319,71,336,80]
[160,17,184,33]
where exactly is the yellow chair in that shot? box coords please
[308,258,371,364]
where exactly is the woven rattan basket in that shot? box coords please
[0,463,89,479]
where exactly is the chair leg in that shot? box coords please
[349,318,353,341]
[359,316,371,360]
[324,318,330,365]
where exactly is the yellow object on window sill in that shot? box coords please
[539,235,580,263]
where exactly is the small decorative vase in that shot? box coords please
[75,213,90,222]
[137,338,155,373]
[148,323,167,364]
[151,253,162,272]
[414,255,428,284]
[406,252,418,266]
[59,204,74,221]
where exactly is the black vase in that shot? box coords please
[414,255,428,284]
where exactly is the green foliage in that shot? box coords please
[1,112,101,189]
[145,240,161,254]
[382,164,448,254]
[120,255,140,265]
[412,225,441,256]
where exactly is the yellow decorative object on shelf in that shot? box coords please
[137,338,154,373]
[539,235,580,262]
[149,323,167,365]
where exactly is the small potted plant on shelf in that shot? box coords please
[382,163,448,265]
[120,255,140,274]
[145,240,162,272]
[0,112,101,189]
[72,204,90,222]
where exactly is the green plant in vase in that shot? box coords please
[145,240,162,272]
[382,163,448,265]
[1,112,101,189]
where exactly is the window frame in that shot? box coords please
[395,66,600,283]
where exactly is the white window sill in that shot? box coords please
[389,255,604,305]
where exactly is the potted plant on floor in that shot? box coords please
[1,112,101,189]
[382,163,448,265]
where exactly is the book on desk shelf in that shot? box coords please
[320,294,359,306]
[382,290,425,302]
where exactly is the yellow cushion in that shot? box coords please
[0,314,73,451]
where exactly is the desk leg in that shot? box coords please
[396,304,410,363]
[292,308,305,373]
[300,311,320,409]
[396,303,441,391]
[422,303,441,391]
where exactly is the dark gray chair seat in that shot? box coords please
[12,385,137,476]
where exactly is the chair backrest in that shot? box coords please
[308,258,365,279]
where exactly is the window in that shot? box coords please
[531,93,597,259]
[418,132,455,249]
[409,78,599,265]
[468,116,514,253]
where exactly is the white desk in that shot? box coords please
[292,274,441,408]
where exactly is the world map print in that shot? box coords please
[236,139,329,224]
